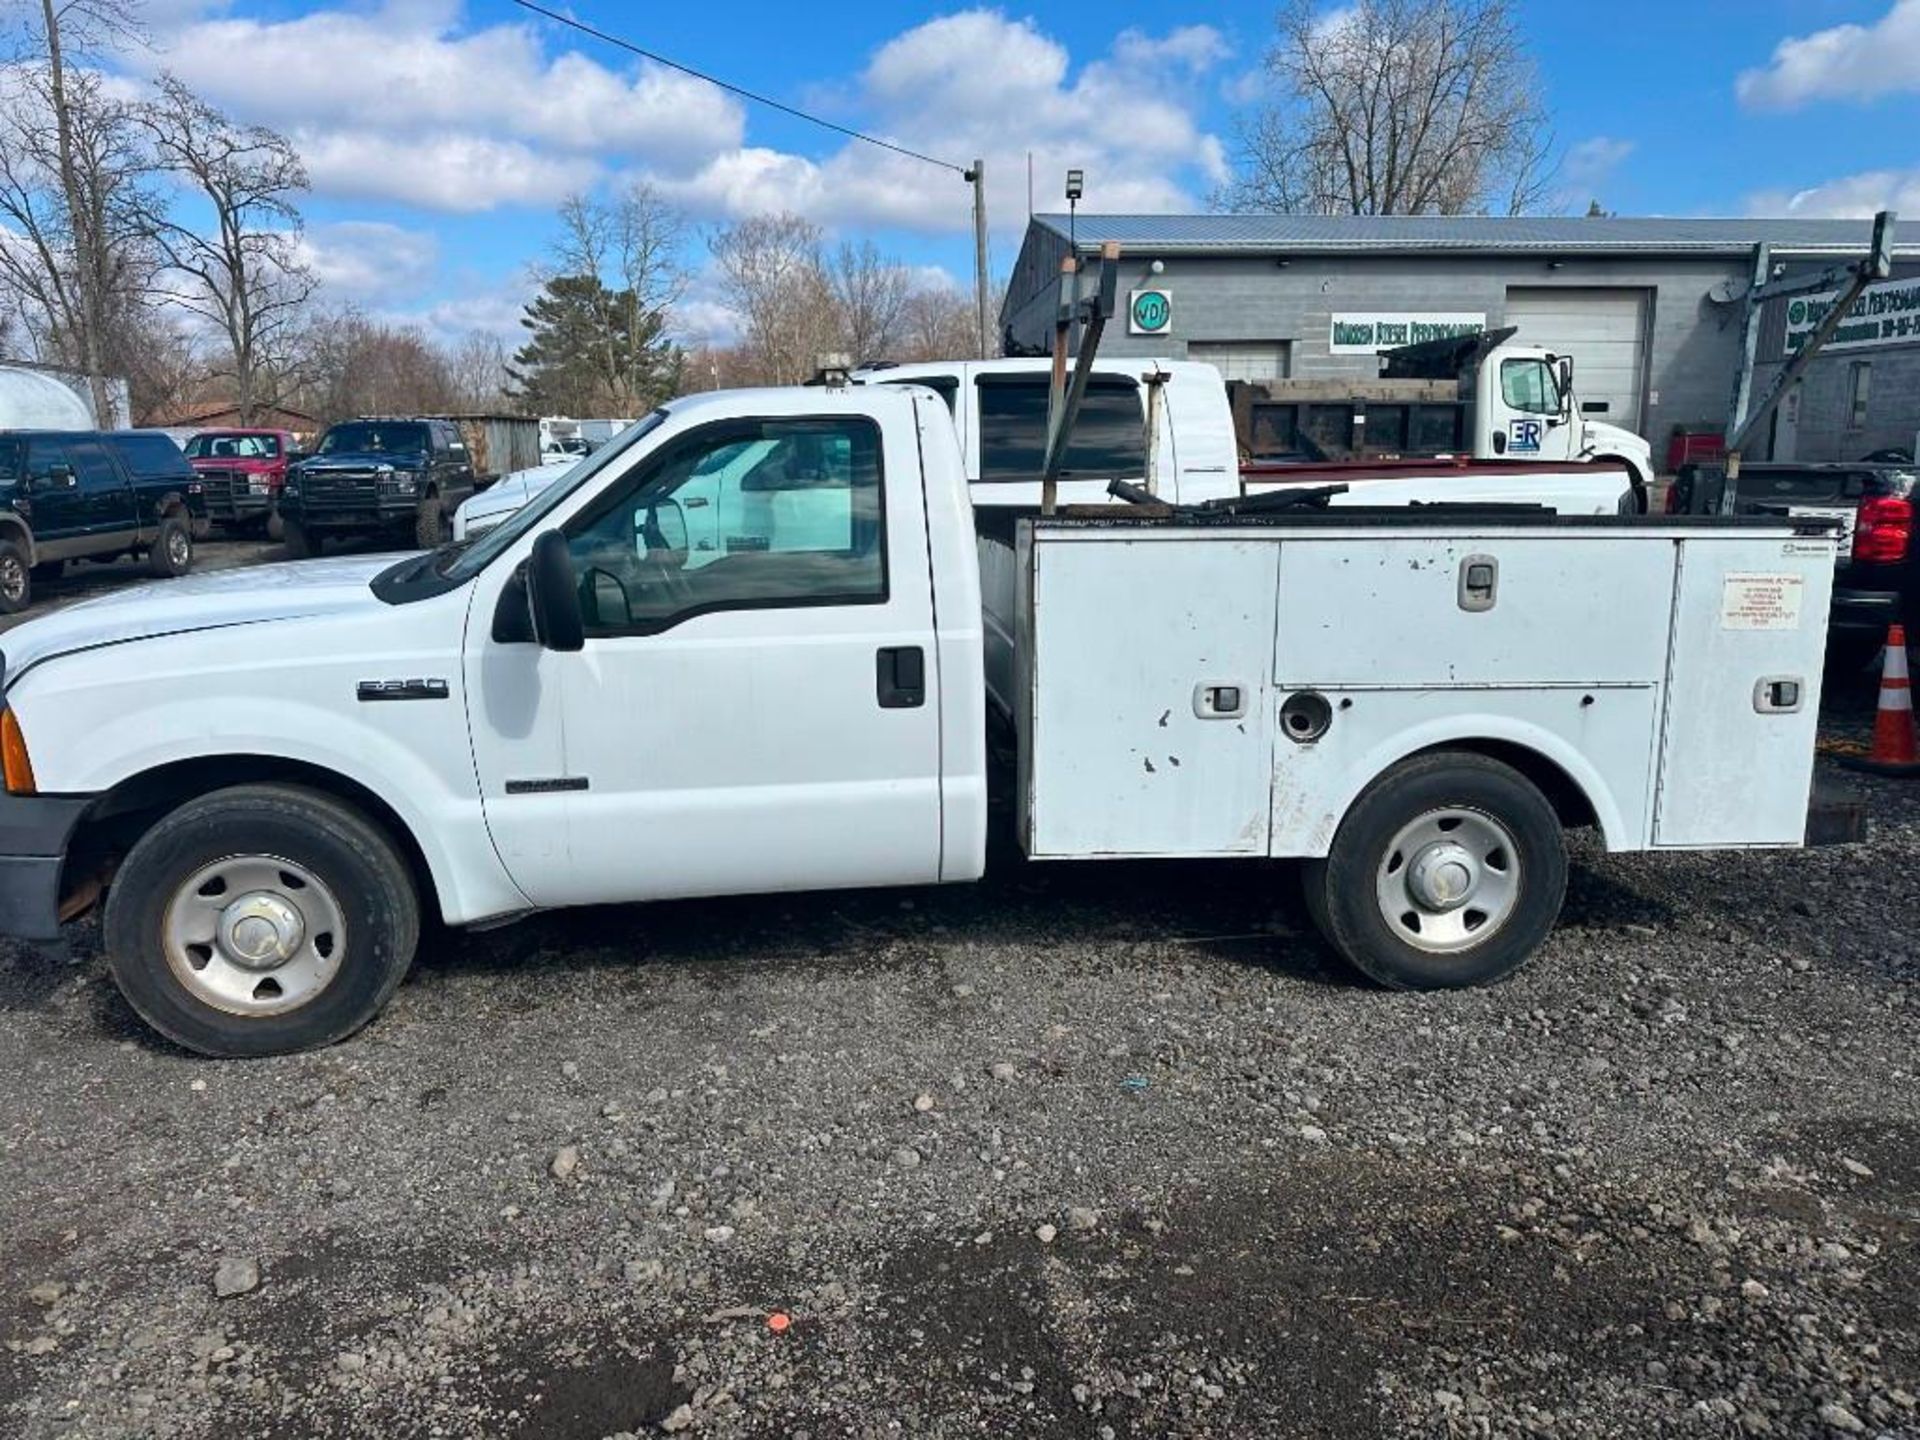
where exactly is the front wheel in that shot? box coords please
[414,494,447,549]
[1303,751,1567,989]
[148,514,194,578]
[282,518,319,559]
[103,784,421,1057]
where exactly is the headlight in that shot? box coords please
[390,475,417,494]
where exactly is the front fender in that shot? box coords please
[15,679,530,926]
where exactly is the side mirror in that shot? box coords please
[526,529,584,652]
[1556,357,1574,412]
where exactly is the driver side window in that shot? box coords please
[565,416,886,636]
[1500,358,1559,415]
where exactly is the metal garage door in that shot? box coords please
[1503,288,1648,434]
[1187,341,1291,382]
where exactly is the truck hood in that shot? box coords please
[454,461,572,535]
[301,452,421,471]
[0,555,397,683]
[1583,419,1650,458]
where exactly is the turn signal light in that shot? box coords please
[1,708,35,795]
[1854,495,1913,564]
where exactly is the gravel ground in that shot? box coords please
[0,563,1914,1436]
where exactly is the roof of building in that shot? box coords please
[1029,213,1918,257]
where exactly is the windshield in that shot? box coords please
[185,432,280,459]
[443,410,668,581]
[317,422,427,456]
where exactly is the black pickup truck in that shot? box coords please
[1671,458,1919,668]
[0,429,206,613]
[279,417,474,557]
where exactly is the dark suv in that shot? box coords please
[280,418,474,557]
[0,429,206,613]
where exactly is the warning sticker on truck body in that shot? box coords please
[1721,572,1805,630]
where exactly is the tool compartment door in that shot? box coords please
[1653,538,1835,847]
[1022,535,1277,857]
[1275,534,1675,686]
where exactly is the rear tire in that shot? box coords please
[282,519,319,559]
[1303,751,1567,990]
[149,514,193,578]
[0,538,29,614]
[103,784,420,1057]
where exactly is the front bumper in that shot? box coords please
[282,495,419,530]
[0,793,92,940]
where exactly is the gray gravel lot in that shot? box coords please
[0,557,1915,1438]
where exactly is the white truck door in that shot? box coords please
[468,410,944,909]
[1486,352,1577,463]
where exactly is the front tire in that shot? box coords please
[149,514,193,577]
[414,493,447,549]
[282,518,319,559]
[1303,751,1567,990]
[103,784,420,1057]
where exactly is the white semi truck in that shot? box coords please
[0,383,1844,1056]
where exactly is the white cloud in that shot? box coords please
[1737,0,1920,108]
[1563,136,1635,189]
[133,0,743,211]
[295,130,599,212]
[1746,167,1920,218]
[295,221,439,306]
[660,11,1228,237]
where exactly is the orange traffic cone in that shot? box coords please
[1844,623,1920,775]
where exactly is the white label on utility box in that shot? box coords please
[1721,572,1805,630]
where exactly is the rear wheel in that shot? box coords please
[103,784,420,1057]
[0,538,29,613]
[1303,751,1567,989]
[282,518,319,559]
[148,513,193,577]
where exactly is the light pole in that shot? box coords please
[1065,168,1084,351]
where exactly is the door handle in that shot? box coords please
[876,646,925,709]
[683,496,710,508]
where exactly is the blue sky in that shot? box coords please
[110,0,1920,346]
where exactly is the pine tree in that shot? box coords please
[507,274,679,416]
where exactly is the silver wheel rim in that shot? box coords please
[163,854,347,1016]
[0,556,24,603]
[1373,807,1521,954]
[168,527,191,567]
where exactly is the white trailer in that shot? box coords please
[0,384,1848,1056]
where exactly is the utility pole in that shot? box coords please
[967,160,990,359]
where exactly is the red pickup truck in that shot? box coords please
[181,429,296,536]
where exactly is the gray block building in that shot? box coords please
[1000,214,1920,467]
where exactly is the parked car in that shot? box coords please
[452,458,576,541]
[1670,458,1919,668]
[279,417,474,557]
[0,429,205,612]
[181,428,295,536]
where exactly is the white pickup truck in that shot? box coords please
[0,384,1843,1056]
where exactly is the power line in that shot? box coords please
[510,0,969,177]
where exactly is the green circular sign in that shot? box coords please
[1132,289,1171,333]
[1788,299,1807,325]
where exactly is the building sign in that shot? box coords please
[1329,312,1485,355]
[1129,288,1173,336]
[1786,274,1920,353]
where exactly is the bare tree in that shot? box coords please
[136,74,315,423]
[288,308,458,426]
[4,0,150,417]
[826,240,912,365]
[708,213,834,386]
[444,329,510,412]
[1220,0,1554,216]
[898,281,993,362]
[549,182,686,411]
